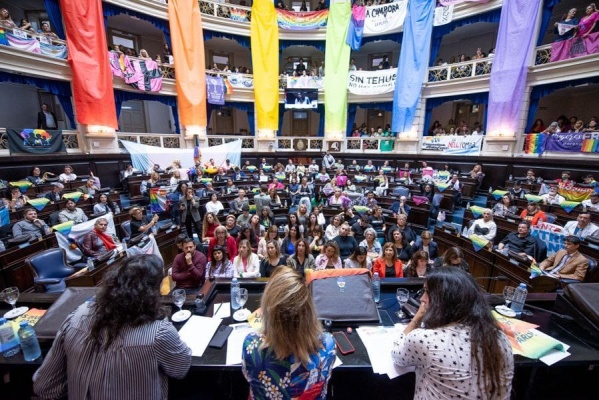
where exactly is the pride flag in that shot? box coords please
[276,9,329,30]
[560,201,580,213]
[9,181,33,193]
[436,183,449,192]
[149,187,168,213]
[0,29,7,46]
[230,8,249,22]
[62,192,81,202]
[223,77,234,94]
[581,133,599,153]
[27,198,50,212]
[469,234,489,252]
[524,134,546,154]
[52,221,74,236]
[524,194,543,203]
[346,5,366,50]
[469,205,485,218]
[529,261,542,279]
[492,190,508,200]
[193,146,201,165]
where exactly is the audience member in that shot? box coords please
[58,165,77,183]
[12,208,51,238]
[233,240,261,278]
[373,242,404,278]
[37,103,58,130]
[81,218,117,258]
[541,186,565,205]
[493,194,518,217]
[497,221,536,257]
[260,240,287,277]
[344,246,372,270]
[539,235,589,281]
[582,193,599,211]
[554,8,579,41]
[58,199,88,224]
[403,250,433,278]
[208,225,237,262]
[520,202,547,226]
[4,187,29,210]
[286,239,314,276]
[433,247,470,272]
[333,222,358,260]
[77,177,99,197]
[129,207,159,237]
[314,241,342,270]
[413,230,439,260]
[467,208,497,242]
[563,213,598,239]
[206,245,235,279]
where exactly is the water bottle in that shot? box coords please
[194,293,207,315]
[230,277,240,310]
[461,226,468,237]
[87,257,95,271]
[372,272,381,303]
[488,186,493,194]
[466,202,471,210]
[509,174,513,181]
[18,321,41,361]
[511,283,528,315]
[0,317,20,358]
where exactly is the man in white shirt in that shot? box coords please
[285,159,296,174]
[582,193,599,212]
[58,165,77,183]
[37,103,58,130]
[541,186,565,205]
[467,208,497,242]
[322,151,335,169]
[563,213,598,239]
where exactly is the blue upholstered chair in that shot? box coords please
[25,248,75,293]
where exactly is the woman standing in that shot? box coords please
[392,267,513,399]
[372,242,404,278]
[33,255,191,399]
[242,267,335,399]
[577,3,598,37]
[286,239,314,276]
[180,188,202,240]
[260,240,287,277]
[233,240,261,278]
[314,241,342,270]
[205,245,234,279]
[493,194,518,217]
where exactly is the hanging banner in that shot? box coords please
[524,133,546,154]
[434,6,454,26]
[276,9,329,30]
[230,8,249,22]
[347,68,397,95]
[544,132,584,152]
[227,74,254,89]
[108,52,163,92]
[363,1,408,35]
[7,129,66,155]
[3,31,41,54]
[346,5,366,51]
[439,0,490,5]
[206,75,225,105]
[551,32,599,62]
[421,135,483,155]
[581,132,599,153]
[286,75,324,89]
[557,182,594,202]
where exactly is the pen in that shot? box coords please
[213,302,223,317]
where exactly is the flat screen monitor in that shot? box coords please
[284,89,318,109]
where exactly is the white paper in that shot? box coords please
[357,325,415,379]
[534,329,571,366]
[213,302,231,319]
[225,323,255,365]
[178,316,222,357]
[332,356,343,369]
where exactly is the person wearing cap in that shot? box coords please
[520,202,547,226]
[539,235,589,281]
[508,180,527,200]
[582,193,599,212]
[541,186,565,205]
[563,213,598,239]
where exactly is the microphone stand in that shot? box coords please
[522,302,574,321]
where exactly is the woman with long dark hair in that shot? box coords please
[33,255,191,398]
[205,245,234,279]
[392,267,513,399]
[93,193,121,215]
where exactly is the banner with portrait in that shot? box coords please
[206,75,225,105]
[363,2,408,34]
[347,68,397,95]
[7,129,66,155]
[421,135,483,155]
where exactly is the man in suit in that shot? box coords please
[37,103,58,130]
[539,235,589,281]
[563,213,598,239]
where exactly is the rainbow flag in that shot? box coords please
[0,29,8,46]
[246,166,257,172]
[469,205,486,218]
[524,134,546,154]
[436,183,449,192]
[353,205,370,214]
[230,8,249,22]
[276,9,329,30]
[381,167,394,174]
[27,198,50,212]
[354,175,367,182]
[199,178,213,184]
[0,207,9,227]
[275,172,286,180]
[249,204,256,214]
[558,183,594,202]
[560,201,580,213]
[437,171,451,180]
[52,221,74,236]
[62,192,82,202]
[529,261,542,279]
[224,78,234,94]
[469,234,489,252]
[491,190,508,200]
[524,194,543,203]
[346,5,365,50]
[9,181,33,193]
[150,187,168,213]
[581,133,599,153]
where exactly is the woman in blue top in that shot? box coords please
[242,266,336,399]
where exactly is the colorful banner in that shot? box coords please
[169,0,207,127]
[434,6,454,26]
[531,222,565,257]
[544,132,584,152]
[206,75,225,105]
[3,30,67,59]
[52,220,74,237]
[108,52,163,92]
[27,198,50,211]
[439,0,490,5]
[550,31,599,62]
[524,133,546,154]
[251,1,279,131]
[286,75,324,89]
[469,234,489,252]
[560,201,580,213]
[9,181,33,193]
[230,8,249,22]
[557,182,594,202]
[227,74,253,89]
[62,192,82,202]
[346,5,365,51]
[421,135,483,155]
[40,41,68,59]
[7,129,66,155]
[469,205,485,218]
[525,194,543,203]
[60,0,117,128]
[276,9,329,30]
[582,132,599,153]
[4,30,41,54]
[150,187,169,213]
[347,68,397,95]
[492,190,508,200]
[363,2,408,34]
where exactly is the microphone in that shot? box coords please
[475,275,510,281]
[522,302,575,321]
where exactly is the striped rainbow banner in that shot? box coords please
[27,198,50,212]
[62,192,82,202]
[230,8,249,22]
[524,133,546,154]
[581,132,599,153]
[9,181,33,193]
[52,221,74,236]
[276,9,328,30]
[150,187,168,213]
[436,182,449,192]
[524,194,543,203]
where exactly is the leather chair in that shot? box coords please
[120,220,131,242]
[583,255,598,283]
[7,234,32,249]
[25,248,75,293]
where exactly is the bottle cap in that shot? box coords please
[19,321,29,327]
[0,317,6,324]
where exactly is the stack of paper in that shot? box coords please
[226,323,255,365]
[178,316,222,357]
[357,325,415,379]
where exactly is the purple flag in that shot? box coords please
[487,0,542,136]
[346,5,365,51]
[206,76,225,105]
[544,132,584,152]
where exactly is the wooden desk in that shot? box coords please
[65,252,126,287]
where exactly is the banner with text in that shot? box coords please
[287,75,324,89]
[7,129,66,155]
[363,2,408,34]
[227,74,254,89]
[551,31,599,62]
[347,68,396,95]
[276,9,329,30]
[582,132,599,153]
[434,6,454,26]
[206,75,225,105]
[544,132,584,152]
[421,135,483,155]
[531,222,565,257]
[557,181,595,202]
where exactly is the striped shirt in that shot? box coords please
[33,302,191,400]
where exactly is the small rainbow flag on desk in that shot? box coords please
[354,175,367,182]
[199,178,213,184]
[353,205,370,215]
[560,201,580,213]
[491,190,508,200]
[275,172,286,180]
[529,261,542,279]
[469,205,486,218]
[436,183,450,192]
[9,181,32,193]
[469,234,489,252]
[62,192,82,202]
[52,221,74,236]
[27,198,50,211]
[524,194,543,203]
[246,166,257,172]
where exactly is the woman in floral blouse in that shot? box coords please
[242,267,336,399]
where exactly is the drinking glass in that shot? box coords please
[0,287,19,309]
[172,289,186,314]
[396,288,410,318]
[236,288,249,311]
[503,286,516,307]
[336,276,346,292]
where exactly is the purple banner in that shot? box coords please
[487,0,542,136]
[551,31,599,62]
[544,132,584,152]
[206,76,225,105]
[439,0,489,5]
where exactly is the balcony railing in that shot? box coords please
[428,57,493,82]
[535,44,552,65]
[276,137,323,152]
[0,24,67,59]
[208,135,255,150]
[346,137,396,152]
[118,132,181,148]
[199,0,251,22]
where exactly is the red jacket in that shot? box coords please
[208,236,238,262]
[372,258,403,278]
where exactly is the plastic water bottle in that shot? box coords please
[466,202,471,210]
[461,226,468,237]
[509,174,513,181]
[231,278,240,310]
[87,257,95,271]
[0,317,20,358]
[488,186,493,194]
[372,273,381,303]
[18,321,41,361]
[511,283,528,315]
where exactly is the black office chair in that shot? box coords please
[25,248,75,293]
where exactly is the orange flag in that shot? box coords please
[168,0,207,127]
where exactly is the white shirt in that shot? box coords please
[581,199,599,212]
[467,218,497,241]
[563,221,598,239]
[205,201,224,214]
[541,192,565,205]
[44,111,57,128]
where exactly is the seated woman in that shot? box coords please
[260,240,287,277]
[259,206,275,230]
[224,178,237,195]
[236,223,258,253]
[201,212,221,243]
[374,170,389,197]
[242,267,335,399]
[81,218,117,258]
[392,267,513,399]
[224,214,240,239]
[140,172,160,197]
[314,241,342,270]
[308,225,325,258]
[4,187,30,210]
[233,239,261,278]
[94,193,120,215]
[280,224,302,257]
[520,202,547,226]
[344,246,372,270]
[412,230,439,260]
[257,225,282,260]
[324,215,342,241]
[249,214,265,241]
[373,242,404,278]
[403,250,433,278]
[493,194,518,217]
[392,230,414,264]
[433,247,470,272]
[205,245,234,279]
[359,228,382,261]
[208,225,237,262]
[26,166,54,185]
[205,192,224,215]
[286,239,314,276]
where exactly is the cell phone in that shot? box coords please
[379,309,394,327]
[333,331,355,355]
[208,325,233,349]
